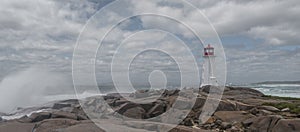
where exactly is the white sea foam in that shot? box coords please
[259,84,300,87]
[249,83,300,98]
[1,109,48,120]
[0,66,74,113]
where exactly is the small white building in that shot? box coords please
[201,44,218,87]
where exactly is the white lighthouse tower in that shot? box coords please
[201,44,218,87]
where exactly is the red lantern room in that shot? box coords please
[204,44,214,56]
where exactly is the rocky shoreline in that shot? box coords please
[0,86,300,132]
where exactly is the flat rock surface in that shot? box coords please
[214,111,255,123]
[0,122,36,132]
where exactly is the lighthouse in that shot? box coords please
[201,44,218,87]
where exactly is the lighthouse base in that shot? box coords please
[200,76,218,87]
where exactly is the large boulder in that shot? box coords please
[192,96,206,110]
[51,111,78,120]
[113,99,129,107]
[133,91,150,98]
[147,103,166,117]
[140,103,156,112]
[259,109,274,116]
[272,119,300,132]
[214,111,255,123]
[17,115,32,123]
[248,115,283,132]
[115,102,140,114]
[124,121,158,130]
[259,105,280,112]
[52,103,72,109]
[34,118,79,132]
[161,109,189,125]
[172,97,192,110]
[0,122,36,132]
[217,100,236,111]
[29,112,51,122]
[235,101,255,111]
[162,89,180,97]
[122,106,146,119]
[201,85,223,94]
[63,121,105,132]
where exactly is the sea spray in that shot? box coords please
[0,66,74,113]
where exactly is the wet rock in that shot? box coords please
[29,112,51,122]
[272,119,300,132]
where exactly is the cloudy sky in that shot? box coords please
[0,0,300,87]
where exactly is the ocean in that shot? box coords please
[241,83,300,98]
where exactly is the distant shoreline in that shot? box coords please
[253,80,300,84]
